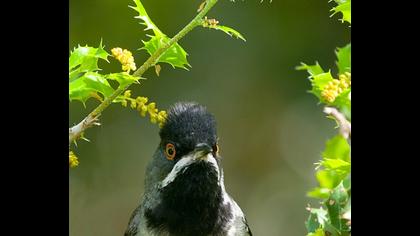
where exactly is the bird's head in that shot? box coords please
[141,103,245,235]
[145,102,223,192]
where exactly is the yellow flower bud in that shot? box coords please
[111,47,123,57]
[124,90,132,98]
[136,96,148,104]
[150,114,158,124]
[122,64,130,72]
[157,114,164,123]
[124,49,132,55]
[158,110,167,118]
[345,72,351,78]
[111,47,137,72]
[320,73,351,103]
[130,100,137,109]
[140,105,148,117]
[121,100,128,107]
[339,72,351,88]
[148,103,157,116]
[69,151,79,168]
[321,89,338,103]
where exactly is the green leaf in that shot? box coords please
[307,187,331,199]
[321,158,350,177]
[322,135,350,162]
[69,72,115,104]
[106,72,141,89]
[342,174,351,191]
[331,0,351,24]
[207,25,246,41]
[69,42,109,80]
[323,222,342,236]
[142,35,190,69]
[332,88,351,120]
[130,0,190,69]
[296,62,325,78]
[307,228,325,236]
[306,212,319,233]
[129,0,163,36]
[310,71,335,100]
[341,197,351,232]
[306,207,327,233]
[298,53,351,108]
[325,183,350,232]
[315,169,341,190]
[335,44,351,75]
[342,196,351,221]
[330,182,348,204]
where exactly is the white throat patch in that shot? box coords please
[159,152,221,189]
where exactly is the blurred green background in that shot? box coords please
[69,0,350,235]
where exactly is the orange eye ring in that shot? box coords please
[165,143,176,160]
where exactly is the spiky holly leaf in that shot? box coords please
[296,62,334,102]
[321,158,350,178]
[331,0,351,24]
[307,228,325,236]
[69,41,109,81]
[310,71,335,101]
[335,44,351,75]
[313,170,345,192]
[342,196,351,219]
[142,36,190,69]
[342,174,351,191]
[130,0,190,69]
[307,187,331,199]
[322,135,350,162]
[306,212,320,233]
[332,88,351,120]
[325,183,350,232]
[129,0,163,36]
[207,25,246,41]
[296,62,325,78]
[106,72,141,88]
[323,222,341,236]
[341,195,351,230]
[69,72,115,105]
[306,207,328,233]
[297,60,351,112]
[308,135,351,199]
[316,169,341,190]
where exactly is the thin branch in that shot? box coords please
[69,0,219,146]
[323,107,351,140]
[69,115,101,145]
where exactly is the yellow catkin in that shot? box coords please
[119,93,168,127]
[111,48,137,72]
[321,72,351,103]
[69,151,79,168]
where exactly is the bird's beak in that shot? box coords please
[193,143,213,160]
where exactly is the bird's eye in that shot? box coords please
[165,143,176,160]
[213,144,220,155]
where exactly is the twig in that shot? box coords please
[69,0,219,146]
[69,115,101,145]
[323,107,351,140]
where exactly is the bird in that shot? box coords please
[125,102,252,236]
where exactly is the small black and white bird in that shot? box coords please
[125,102,252,236]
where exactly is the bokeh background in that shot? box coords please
[69,0,350,235]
